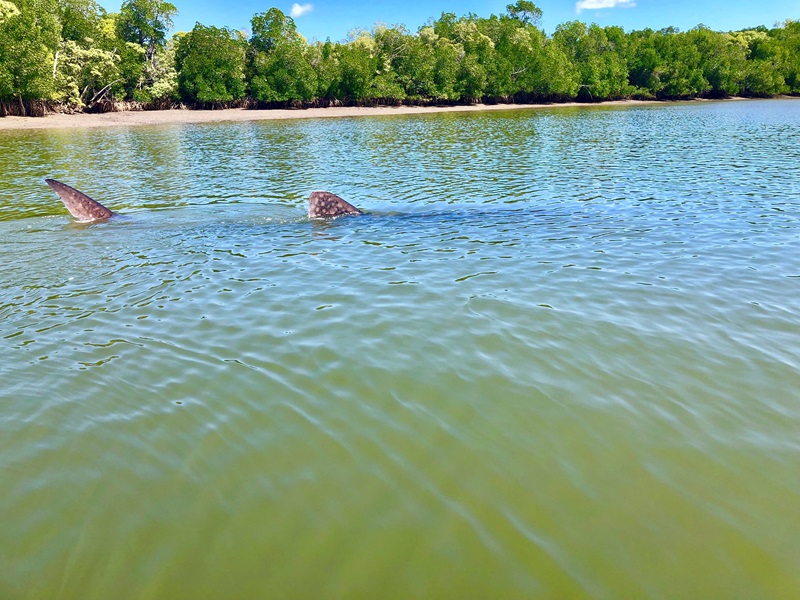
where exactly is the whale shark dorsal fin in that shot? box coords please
[45,178,114,222]
[307,191,363,219]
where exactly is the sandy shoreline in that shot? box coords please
[0,99,676,131]
[0,96,783,131]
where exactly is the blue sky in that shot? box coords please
[102,1,799,41]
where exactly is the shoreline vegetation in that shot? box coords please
[1,1,798,120]
[2,96,792,132]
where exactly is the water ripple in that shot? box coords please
[2,99,800,598]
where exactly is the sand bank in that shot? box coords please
[0,99,669,131]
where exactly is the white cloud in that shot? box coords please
[290,3,313,18]
[576,0,636,14]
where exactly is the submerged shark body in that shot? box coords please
[45,179,362,222]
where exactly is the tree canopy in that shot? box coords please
[1,1,798,115]
[175,23,245,105]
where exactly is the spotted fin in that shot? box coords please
[45,179,114,222]
[307,191,363,219]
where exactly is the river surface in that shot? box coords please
[1,99,799,598]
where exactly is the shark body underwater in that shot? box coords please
[44,179,364,222]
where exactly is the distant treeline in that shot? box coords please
[1,0,799,116]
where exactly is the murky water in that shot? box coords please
[2,99,799,598]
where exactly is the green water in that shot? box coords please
[2,99,799,598]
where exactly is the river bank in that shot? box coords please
[0,98,702,131]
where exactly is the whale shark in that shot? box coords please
[44,179,363,222]
[45,179,115,222]
[307,191,363,219]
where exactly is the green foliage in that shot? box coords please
[627,29,660,93]
[652,30,709,98]
[49,3,142,109]
[0,2,21,99]
[537,40,580,98]
[506,1,542,27]
[1,2,799,113]
[686,27,747,97]
[456,53,487,100]
[249,43,317,103]
[477,15,528,96]
[250,7,301,53]
[58,0,104,43]
[628,27,750,99]
[0,1,21,25]
[308,40,340,100]
[336,39,377,102]
[54,39,120,107]
[135,38,178,103]
[391,28,433,99]
[369,24,409,101]
[430,39,461,100]
[0,0,60,102]
[113,40,146,100]
[553,21,631,100]
[248,9,316,103]
[117,0,177,61]
[781,21,800,92]
[770,21,800,92]
[740,32,789,96]
[175,23,246,104]
[449,19,494,98]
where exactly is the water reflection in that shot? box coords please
[1,99,800,599]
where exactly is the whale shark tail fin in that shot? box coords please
[308,191,363,219]
[45,179,114,222]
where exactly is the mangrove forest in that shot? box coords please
[1,0,798,116]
